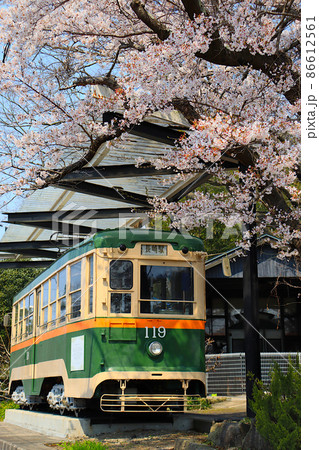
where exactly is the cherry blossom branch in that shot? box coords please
[130,0,170,41]
[171,98,201,123]
[62,29,153,42]
[35,130,124,187]
[130,0,299,104]
[61,69,295,224]
[0,0,300,256]
[60,75,120,91]
[180,0,205,19]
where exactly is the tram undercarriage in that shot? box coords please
[11,377,205,415]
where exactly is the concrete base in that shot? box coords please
[4,409,194,439]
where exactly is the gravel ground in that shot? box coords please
[98,429,208,449]
[48,397,247,449]
[50,430,208,449]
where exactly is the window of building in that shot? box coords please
[70,261,81,319]
[206,296,227,337]
[282,296,301,352]
[140,265,194,315]
[283,300,300,336]
[110,260,133,290]
[259,297,280,331]
[228,298,243,329]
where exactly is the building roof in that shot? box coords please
[205,235,300,279]
[1,108,237,268]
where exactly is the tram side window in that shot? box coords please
[58,268,66,323]
[42,281,49,329]
[36,288,41,327]
[18,299,24,339]
[14,304,18,339]
[25,293,34,336]
[70,261,81,319]
[88,255,94,314]
[50,275,57,327]
[140,266,194,315]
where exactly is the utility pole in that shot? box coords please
[243,217,261,417]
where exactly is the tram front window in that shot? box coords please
[109,260,133,314]
[110,260,133,290]
[111,293,131,313]
[140,265,194,315]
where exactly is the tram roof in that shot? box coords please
[93,228,205,251]
[13,228,204,302]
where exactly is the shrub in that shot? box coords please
[186,396,201,410]
[0,400,19,421]
[186,395,226,410]
[251,356,301,450]
[60,441,107,450]
[187,396,213,410]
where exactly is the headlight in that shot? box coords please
[148,341,163,356]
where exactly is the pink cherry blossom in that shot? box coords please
[0,0,301,256]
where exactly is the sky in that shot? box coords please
[0,194,24,239]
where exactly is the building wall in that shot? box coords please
[205,244,301,354]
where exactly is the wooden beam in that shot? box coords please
[0,248,59,259]
[55,181,151,207]
[61,163,178,181]
[7,220,97,235]
[102,112,185,145]
[5,208,146,225]
[166,172,213,202]
[0,261,52,269]
[61,160,238,182]
[0,239,76,250]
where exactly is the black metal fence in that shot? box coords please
[205,352,300,396]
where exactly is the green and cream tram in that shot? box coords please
[9,228,206,414]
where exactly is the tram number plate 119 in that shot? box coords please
[145,326,166,339]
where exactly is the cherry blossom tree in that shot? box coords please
[0,0,300,257]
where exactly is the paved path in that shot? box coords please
[0,422,59,449]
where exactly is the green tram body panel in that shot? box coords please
[10,322,205,397]
[10,229,206,405]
